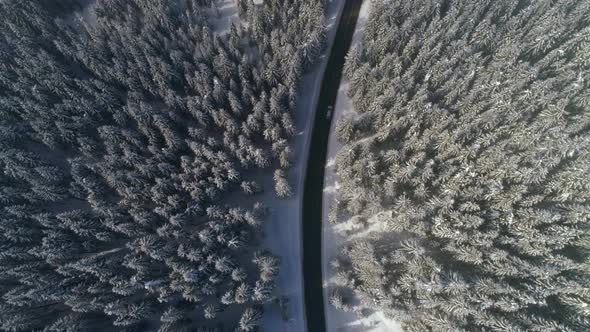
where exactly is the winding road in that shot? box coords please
[302,1,363,331]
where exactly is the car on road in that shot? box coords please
[326,106,333,118]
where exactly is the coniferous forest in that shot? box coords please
[330,0,590,331]
[0,0,326,330]
[3,0,590,331]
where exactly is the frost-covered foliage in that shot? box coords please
[332,0,590,331]
[0,0,326,330]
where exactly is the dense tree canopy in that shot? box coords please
[0,0,326,330]
[331,0,590,331]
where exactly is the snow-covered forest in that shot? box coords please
[0,0,327,330]
[329,0,590,331]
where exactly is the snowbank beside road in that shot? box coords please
[322,1,403,331]
[259,0,347,331]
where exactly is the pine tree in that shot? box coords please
[238,307,262,332]
[273,169,292,198]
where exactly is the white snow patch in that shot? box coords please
[210,0,240,35]
[326,157,337,168]
[323,184,338,195]
[322,1,404,331]
[333,211,391,240]
[64,0,98,30]
[79,1,97,27]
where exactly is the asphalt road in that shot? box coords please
[302,1,363,331]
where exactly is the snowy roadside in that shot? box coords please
[208,0,348,330]
[258,0,348,331]
[208,0,352,330]
[321,1,403,331]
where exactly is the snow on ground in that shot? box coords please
[65,0,97,29]
[78,0,98,27]
[256,0,348,330]
[209,0,240,34]
[322,1,404,332]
